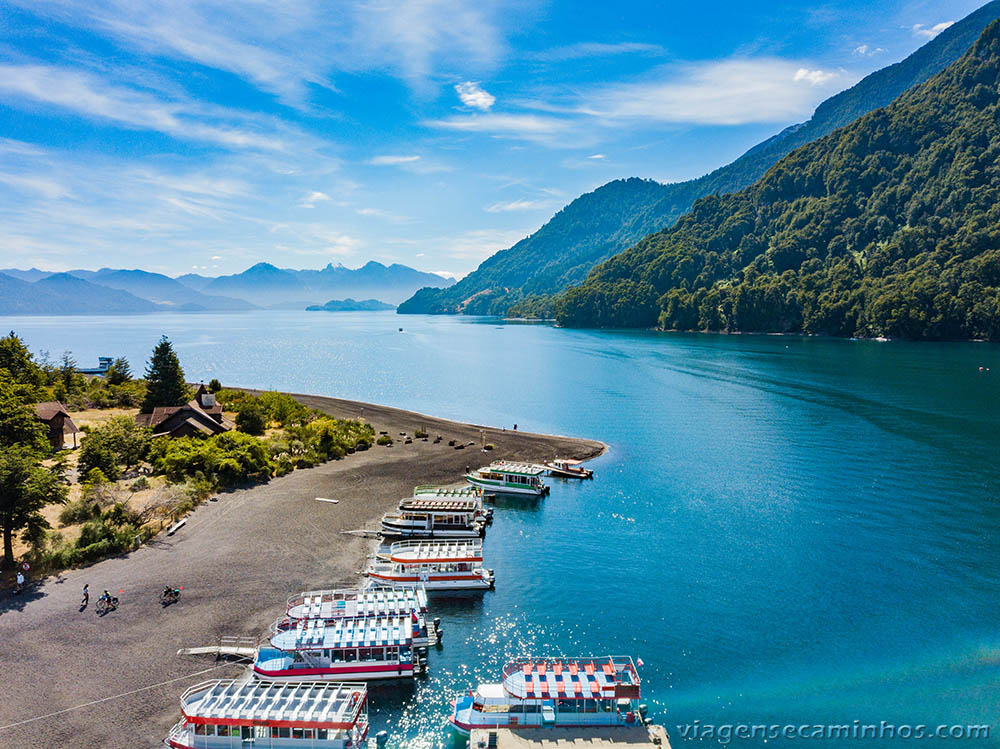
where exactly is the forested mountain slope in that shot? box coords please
[554,21,1000,340]
[399,0,1000,317]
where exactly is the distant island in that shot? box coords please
[306,298,395,312]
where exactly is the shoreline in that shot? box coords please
[0,392,604,748]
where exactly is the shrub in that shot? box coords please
[149,431,275,488]
[214,388,253,410]
[236,401,267,435]
[414,428,428,438]
[59,498,101,526]
[377,435,393,446]
[78,415,151,479]
[208,378,222,393]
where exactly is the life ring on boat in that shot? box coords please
[351,691,361,706]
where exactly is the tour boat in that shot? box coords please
[380,496,489,538]
[253,614,420,681]
[450,656,643,734]
[465,461,549,496]
[165,679,369,748]
[413,484,483,498]
[544,458,594,479]
[283,586,438,647]
[366,539,494,591]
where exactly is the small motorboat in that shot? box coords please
[544,458,594,479]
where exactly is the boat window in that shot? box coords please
[360,648,371,660]
[194,724,209,735]
[278,727,291,738]
[317,729,328,739]
[292,727,305,739]
[241,726,253,739]
[557,699,575,711]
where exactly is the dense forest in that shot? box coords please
[553,21,1000,340]
[399,1,1000,317]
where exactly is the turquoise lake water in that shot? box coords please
[3,311,998,747]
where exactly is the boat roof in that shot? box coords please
[500,657,640,700]
[414,484,481,497]
[397,497,480,512]
[387,538,483,563]
[180,679,366,729]
[482,461,545,476]
[550,458,585,466]
[270,615,413,650]
[287,586,428,620]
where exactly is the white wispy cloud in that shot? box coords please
[793,67,837,86]
[531,41,663,62]
[300,190,331,207]
[368,155,422,166]
[485,199,551,212]
[564,58,845,125]
[912,21,955,39]
[422,113,577,146]
[854,45,887,57]
[587,153,605,159]
[0,63,300,151]
[12,0,519,101]
[455,81,496,110]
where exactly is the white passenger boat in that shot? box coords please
[465,461,549,496]
[366,539,494,591]
[253,614,420,681]
[283,586,438,647]
[165,679,369,748]
[380,496,489,538]
[544,458,594,479]
[450,656,643,734]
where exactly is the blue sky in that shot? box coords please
[0,0,983,279]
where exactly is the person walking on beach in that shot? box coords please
[15,570,25,594]
[81,584,89,608]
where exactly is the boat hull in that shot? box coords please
[366,572,492,590]
[253,663,414,682]
[465,475,546,496]
[379,521,483,539]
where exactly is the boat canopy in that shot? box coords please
[287,586,427,620]
[500,656,640,701]
[414,485,481,497]
[179,679,367,729]
[483,461,545,476]
[397,498,480,512]
[551,458,584,466]
[270,615,413,651]
[387,539,483,563]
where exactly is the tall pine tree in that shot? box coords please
[142,336,187,413]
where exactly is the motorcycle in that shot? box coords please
[160,587,181,605]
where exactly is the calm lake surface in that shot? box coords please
[4,311,999,747]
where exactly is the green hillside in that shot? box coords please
[554,21,1000,340]
[399,0,1000,317]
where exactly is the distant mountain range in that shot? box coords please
[398,0,1000,316]
[306,298,395,312]
[0,261,452,315]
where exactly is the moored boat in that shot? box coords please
[465,461,549,496]
[380,496,489,538]
[450,656,643,734]
[283,586,438,647]
[165,679,369,748]
[544,458,594,479]
[366,539,494,590]
[253,614,420,681]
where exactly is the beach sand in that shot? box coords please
[0,393,604,749]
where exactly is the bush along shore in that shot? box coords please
[0,331,374,579]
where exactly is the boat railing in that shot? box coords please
[500,656,640,686]
[164,718,189,747]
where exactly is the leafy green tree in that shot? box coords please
[59,351,78,392]
[105,357,132,385]
[78,415,152,480]
[236,401,267,436]
[142,336,188,412]
[0,331,44,389]
[0,445,67,568]
[0,372,47,452]
[208,378,222,393]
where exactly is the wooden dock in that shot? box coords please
[468,725,671,748]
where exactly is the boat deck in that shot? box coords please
[179,679,367,726]
[287,587,428,620]
[386,538,483,563]
[468,726,670,748]
[397,497,481,511]
[271,615,414,650]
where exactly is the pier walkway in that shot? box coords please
[468,725,671,748]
